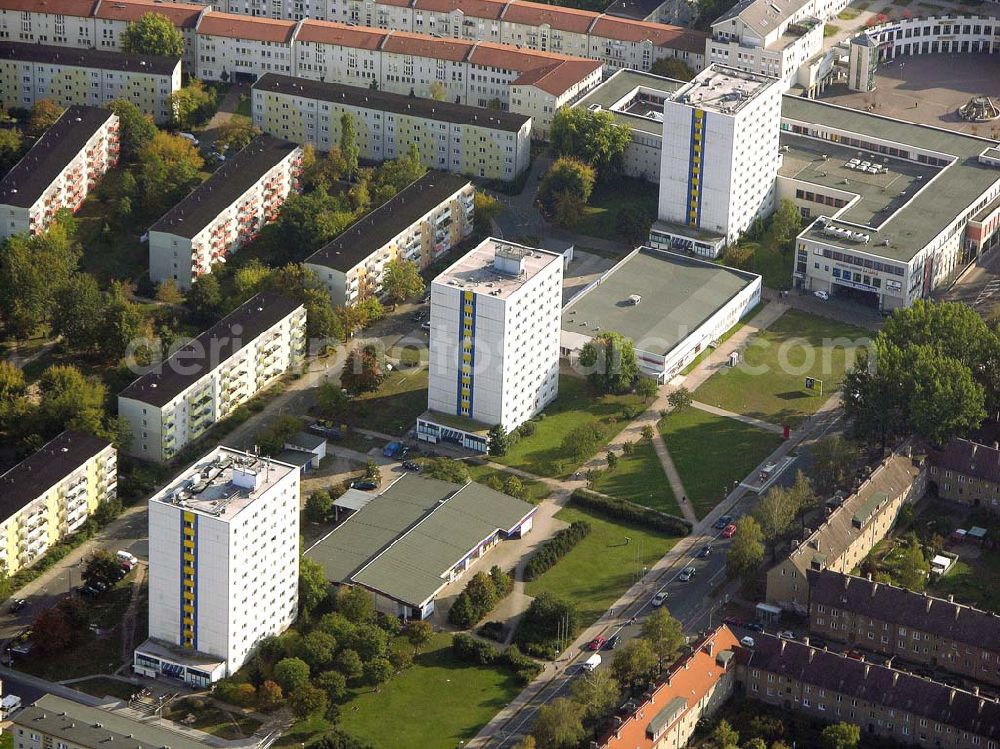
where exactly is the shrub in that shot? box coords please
[478,621,506,642]
[517,421,537,438]
[448,566,514,628]
[523,521,591,581]
[569,489,691,536]
[452,633,499,665]
[514,592,580,658]
[502,644,543,685]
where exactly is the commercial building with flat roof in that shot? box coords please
[305,171,473,306]
[561,247,761,382]
[0,105,119,239]
[421,238,563,452]
[252,74,532,182]
[305,472,535,619]
[0,42,181,123]
[135,446,299,686]
[149,135,303,290]
[118,292,307,463]
[0,431,116,575]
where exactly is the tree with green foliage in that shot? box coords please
[488,424,511,456]
[305,489,334,524]
[550,107,631,176]
[578,330,639,394]
[120,12,185,57]
[770,198,802,249]
[810,434,856,495]
[27,99,62,136]
[290,683,329,719]
[315,670,348,703]
[570,669,620,725]
[606,450,619,471]
[611,638,658,689]
[273,657,311,693]
[335,585,376,623]
[381,258,425,304]
[640,608,685,665]
[214,118,260,153]
[649,57,695,80]
[403,620,433,651]
[615,203,654,245]
[340,113,360,180]
[334,648,364,680]
[186,272,224,325]
[52,273,104,353]
[553,191,587,228]
[267,263,342,341]
[537,157,596,216]
[819,722,861,749]
[706,720,741,749]
[423,457,470,483]
[561,420,604,461]
[726,516,764,583]
[299,556,330,616]
[107,99,157,161]
[0,128,22,172]
[341,345,384,394]
[82,550,123,590]
[135,132,204,216]
[168,79,217,130]
[473,191,501,239]
[894,538,930,591]
[298,631,338,671]
[531,698,586,749]
[256,680,283,711]
[100,281,150,362]
[363,655,394,690]
[502,475,527,500]
[668,387,693,411]
[753,485,798,546]
[34,364,109,441]
[907,349,986,446]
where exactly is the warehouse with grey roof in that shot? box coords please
[305,473,535,619]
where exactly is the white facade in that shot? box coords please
[706,16,823,89]
[422,239,562,449]
[118,293,307,463]
[657,65,783,255]
[135,447,299,686]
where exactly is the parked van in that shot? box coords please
[178,132,199,146]
[116,550,138,568]
[1,694,22,718]
[581,653,602,672]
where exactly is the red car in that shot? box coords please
[587,636,607,651]
[845,649,864,660]
[721,523,738,539]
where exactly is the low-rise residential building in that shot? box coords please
[808,569,1000,689]
[305,472,535,619]
[305,171,473,306]
[738,632,1000,748]
[420,238,563,452]
[134,446,299,686]
[0,431,116,575]
[561,247,761,382]
[928,437,1000,512]
[766,451,925,613]
[148,136,303,290]
[597,626,741,749]
[0,105,119,239]
[117,292,307,464]
[0,42,181,123]
[12,695,218,749]
[252,74,532,181]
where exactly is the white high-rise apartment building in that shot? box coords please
[134,447,299,687]
[418,239,562,453]
[654,64,783,258]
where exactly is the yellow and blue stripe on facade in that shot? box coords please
[180,511,197,651]
[457,290,476,417]
[686,109,706,228]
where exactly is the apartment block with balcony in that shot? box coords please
[148,136,303,290]
[251,74,532,182]
[0,42,181,123]
[117,292,307,464]
[0,431,117,575]
[0,105,119,239]
[305,172,473,306]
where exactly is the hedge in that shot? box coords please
[523,520,591,581]
[451,635,543,686]
[570,489,692,536]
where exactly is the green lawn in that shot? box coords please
[338,633,521,749]
[164,698,261,741]
[693,310,872,427]
[340,367,429,436]
[525,506,680,625]
[493,376,645,478]
[576,177,658,243]
[931,549,1000,612]
[466,463,551,503]
[235,95,252,117]
[738,226,796,290]
[659,407,784,519]
[592,440,680,516]
[69,677,137,701]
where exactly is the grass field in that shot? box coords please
[592,440,680,516]
[525,506,680,625]
[931,549,1000,612]
[693,310,871,427]
[493,376,644,478]
[576,177,658,242]
[466,463,551,503]
[340,367,429,436]
[338,633,520,749]
[69,677,137,701]
[659,407,784,519]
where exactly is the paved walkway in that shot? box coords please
[691,400,786,434]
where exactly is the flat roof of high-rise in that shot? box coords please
[575,69,685,136]
[671,64,779,115]
[433,238,562,301]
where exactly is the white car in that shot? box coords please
[777,630,795,640]
[740,636,756,648]
[678,566,697,582]
[651,591,668,607]
[814,289,830,300]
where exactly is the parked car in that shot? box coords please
[740,636,756,648]
[604,634,620,650]
[721,523,738,539]
[777,630,795,640]
[697,545,712,559]
[714,515,734,530]
[678,566,697,582]
[350,480,378,491]
[383,441,404,458]
[845,649,865,660]
[420,321,431,332]
[309,420,342,440]
[745,622,763,632]
[411,311,427,322]
[402,460,421,472]
[722,616,745,627]
[651,590,668,607]
[814,289,830,300]
[8,599,27,614]
[581,653,602,672]
[0,694,22,718]
[178,132,199,146]
[116,550,138,567]
[587,636,607,651]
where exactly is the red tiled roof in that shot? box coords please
[590,15,707,52]
[297,19,388,49]
[197,11,296,43]
[95,0,203,28]
[0,0,96,17]
[379,0,413,7]
[469,40,589,71]
[413,0,507,20]
[513,58,601,95]
[382,30,474,61]
[501,1,596,34]
[599,627,741,749]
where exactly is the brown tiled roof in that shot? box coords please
[197,11,296,42]
[929,438,1000,484]
[414,0,507,19]
[95,0,203,28]
[379,0,413,7]
[598,627,741,749]
[808,569,1000,653]
[589,15,707,51]
[510,57,601,95]
[296,19,388,49]
[0,0,96,16]
[381,31,474,61]
[743,633,1000,740]
[501,1,597,33]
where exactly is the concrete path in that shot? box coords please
[691,400,786,434]
[649,432,695,523]
[120,563,148,666]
